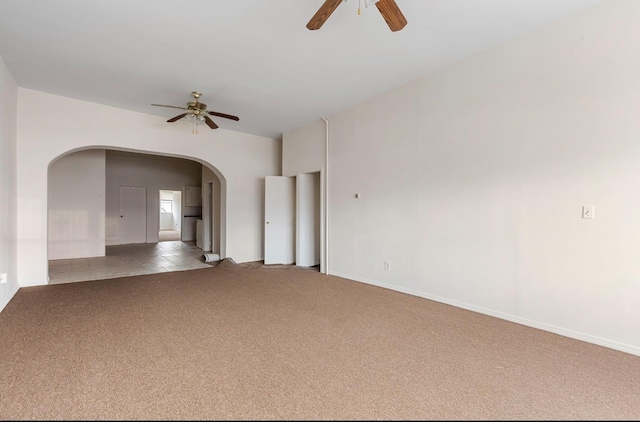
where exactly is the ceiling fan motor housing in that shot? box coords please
[188,101,207,115]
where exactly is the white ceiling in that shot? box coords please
[0,0,601,139]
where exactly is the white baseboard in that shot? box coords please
[0,283,19,314]
[329,271,640,357]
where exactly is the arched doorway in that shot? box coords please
[47,147,226,283]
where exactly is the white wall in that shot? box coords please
[171,191,182,232]
[159,214,173,231]
[283,119,326,177]
[159,192,174,231]
[282,118,327,272]
[201,178,212,252]
[159,191,174,201]
[107,151,199,244]
[202,165,222,254]
[48,149,106,260]
[283,0,640,356]
[0,55,18,312]
[16,89,281,286]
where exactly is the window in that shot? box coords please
[160,200,173,213]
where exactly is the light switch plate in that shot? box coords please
[582,205,594,219]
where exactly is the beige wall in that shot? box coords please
[16,88,281,287]
[0,55,18,312]
[48,149,106,260]
[283,118,326,177]
[284,0,640,356]
[105,150,202,245]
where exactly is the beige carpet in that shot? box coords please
[1,261,639,420]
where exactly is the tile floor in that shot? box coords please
[48,241,212,285]
[158,229,181,242]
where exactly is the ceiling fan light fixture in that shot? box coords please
[184,113,206,135]
[151,91,238,134]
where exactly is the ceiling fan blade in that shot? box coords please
[204,115,218,129]
[208,111,240,121]
[151,104,188,110]
[375,0,407,32]
[167,113,188,123]
[307,0,344,30]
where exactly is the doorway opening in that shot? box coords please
[296,172,321,269]
[47,148,227,285]
[159,189,182,242]
[264,171,322,271]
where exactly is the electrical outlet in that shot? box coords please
[384,261,390,271]
[582,205,595,219]
[0,273,7,284]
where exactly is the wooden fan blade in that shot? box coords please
[208,111,239,121]
[375,0,407,32]
[151,104,188,110]
[204,115,218,129]
[307,0,344,30]
[167,113,188,122]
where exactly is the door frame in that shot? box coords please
[158,188,182,239]
[267,168,326,272]
[202,182,213,252]
[294,168,325,273]
[296,171,321,268]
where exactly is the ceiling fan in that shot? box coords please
[151,91,239,134]
[307,0,407,32]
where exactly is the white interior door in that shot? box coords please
[264,176,295,265]
[118,186,147,245]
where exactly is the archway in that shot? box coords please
[47,146,226,282]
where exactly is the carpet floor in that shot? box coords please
[0,260,638,420]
